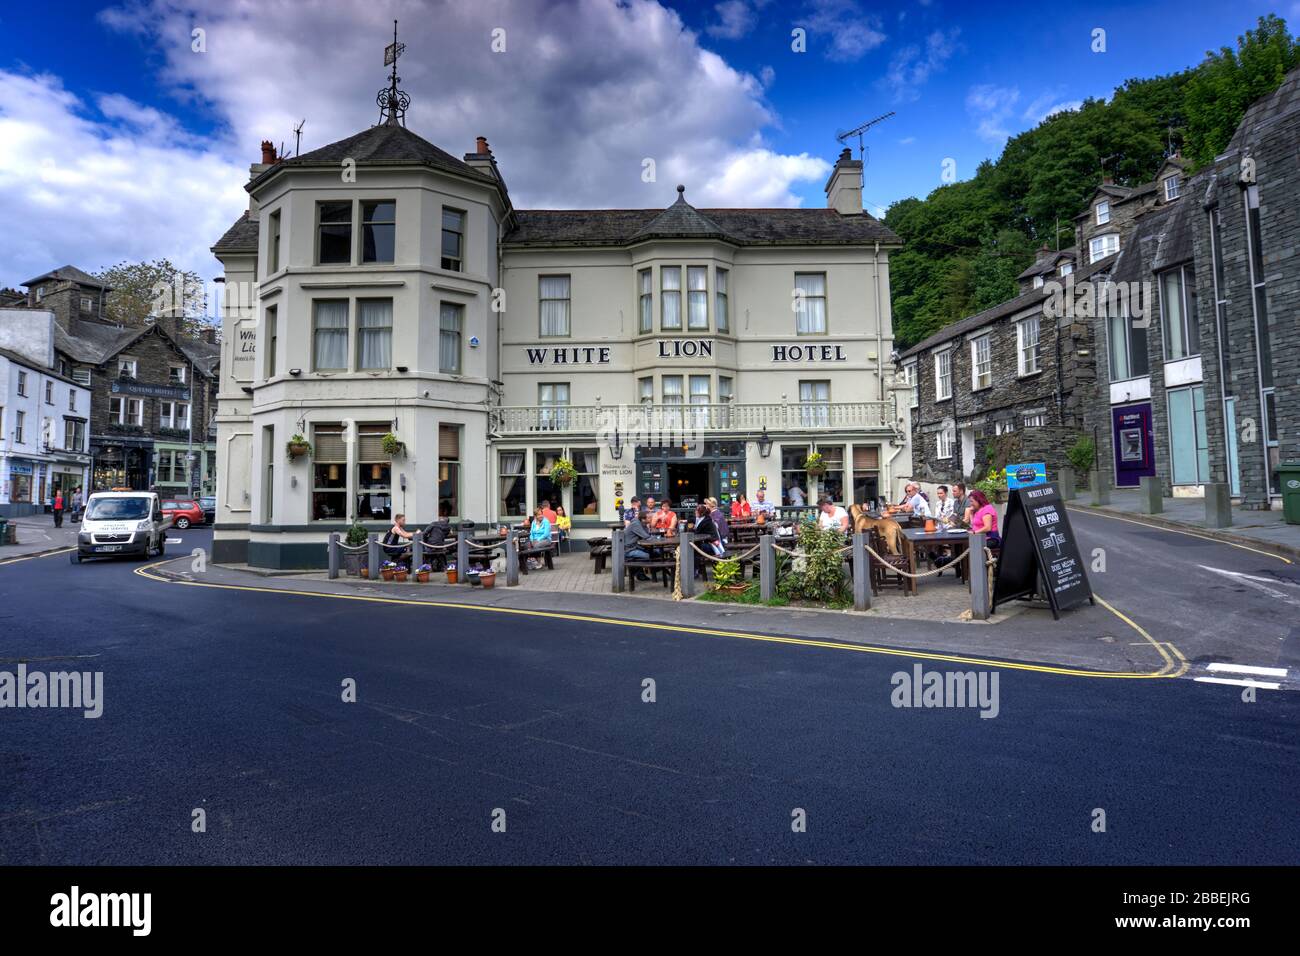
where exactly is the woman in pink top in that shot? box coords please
[966,490,1000,547]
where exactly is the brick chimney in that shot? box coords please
[261,140,277,165]
[476,136,490,155]
[247,140,279,214]
[1102,175,1114,185]
[824,147,863,215]
[463,135,498,179]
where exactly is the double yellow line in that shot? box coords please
[134,559,1187,681]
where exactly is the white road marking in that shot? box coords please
[1194,677,1282,690]
[1206,662,1288,678]
[1197,565,1300,608]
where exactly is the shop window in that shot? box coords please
[781,444,809,506]
[852,446,880,504]
[355,425,392,521]
[439,424,460,517]
[534,450,564,513]
[819,445,846,502]
[572,448,600,516]
[499,451,526,517]
[311,426,347,521]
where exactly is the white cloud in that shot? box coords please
[1022,91,1082,125]
[707,0,762,39]
[965,83,1020,144]
[760,65,776,87]
[883,28,959,102]
[898,136,915,145]
[0,70,245,288]
[801,0,887,62]
[3,0,835,286]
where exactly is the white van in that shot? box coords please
[72,491,168,563]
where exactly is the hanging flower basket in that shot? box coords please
[286,435,312,460]
[381,433,404,457]
[804,451,827,476]
[549,457,578,486]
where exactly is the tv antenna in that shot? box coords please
[836,111,896,161]
[292,119,305,158]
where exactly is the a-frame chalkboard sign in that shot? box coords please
[991,482,1095,619]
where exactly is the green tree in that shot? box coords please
[97,259,210,337]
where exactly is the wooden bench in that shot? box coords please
[518,542,555,573]
[625,558,675,591]
[588,537,612,574]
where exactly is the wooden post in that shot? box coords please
[367,533,379,580]
[760,534,774,602]
[328,532,340,579]
[611,525,625,593]
[456,530,469,584]
[679,531,695,598]
[506,531,520,586]
[852,531,870,611]
[969,531,990,621]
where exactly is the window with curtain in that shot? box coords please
[935,350,952,401]
[534,450,563,513]
[313,300,349,371]
[717,375,733,427]
[312,426,347,521]
[798,380,829,427]
[781,445,808,505]
[661,266,681,330]
[539,275,571,336]
[573,448,599,515]
[1160,267,1198,361]
[1017,317,1040,375]
[661,375,683,431]
[361,200,395,264]
[317,201,352,265]
[971,334,992,389]
[689,374,711,428]
[638,268,653,333]
[819,446,846,502]
[439,425,460,517]
[794,273,827,334]
[852,446,879,504]
[538,382,569,429]
[441,209,464,271]
[268,210,281,273]
[357,299,392,371]
[264,306,278,380]
[687,266,708,330]
[715,268,729,332]
[355,425,391,520]
[439,302,462,374]
[499,451,526,516]
[639,377,653,406]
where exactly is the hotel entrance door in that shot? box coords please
[636,441,746,513]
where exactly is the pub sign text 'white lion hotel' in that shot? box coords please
[211,117,911,569]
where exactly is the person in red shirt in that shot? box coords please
[655,499,678,533]
[730,494,751,520]
[539,499,558,526]
[52,489,65,528]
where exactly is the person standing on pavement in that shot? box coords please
[71,487,83,523]
[52,489,65,528]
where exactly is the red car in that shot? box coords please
[161,499,204,529]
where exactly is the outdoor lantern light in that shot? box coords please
[609,428,624,460]
[758,427,772,458]
[329,464,340,482]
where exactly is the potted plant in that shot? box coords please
[381,560,398,581]
[803,450,827,476]
[286,434,312,460]
[394,564,409,583]
[415,563,432,583]
[446,562,458,584]
[711,557,748,593]
[480,568,497,589]
[381,432,404,457]
[976,467,1009,503]
[342,521,368,576]
[549,457,578,486]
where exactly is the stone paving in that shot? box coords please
[0,513,80,559]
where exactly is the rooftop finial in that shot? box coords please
[676,184,686,198]
[376,20,410,127]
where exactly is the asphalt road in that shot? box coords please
[1,523,1297,865]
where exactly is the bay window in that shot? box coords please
[312,300,349,371]
[661,266,681,330]
[439,302,463,374]
[638,268,653,333]
[357,299,393,371]
[715,268,729,332]
[687,266,708,330]
[311,426,347,521]
[355,425,392,521]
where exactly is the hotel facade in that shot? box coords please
[211,106,911,568]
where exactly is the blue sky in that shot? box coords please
[0,0,1289,287]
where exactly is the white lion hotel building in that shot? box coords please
[211,104,912,568]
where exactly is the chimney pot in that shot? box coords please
[261,140,277,165]
[1102,175,1113,185]
[476,136,490,155]
[838,147,852,163]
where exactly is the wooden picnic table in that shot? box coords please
[898,526,969,596]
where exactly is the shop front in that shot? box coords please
[635,441,746,512]
[92,442,152,491]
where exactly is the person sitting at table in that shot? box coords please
[730,494,751,520]
[966,490,1001,548]
[708,497,730,546]
[753,489,776,517]
[786,483,806,507]
[622,496,642,526]
[382,513,414,560]
[644,496,657,518]
[899,482,930,518]
[817,497,850,533]
[933,485,956,522]
[652,499,678,533]
[554,504,571,542]
[527,507,552,569]
[692,504,724,572]
[623,510,653,581]
[419,503,453,569]
[539,498,558,526]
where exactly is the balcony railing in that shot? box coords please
[490,401,896,436]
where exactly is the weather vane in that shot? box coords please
[376,20,410,127]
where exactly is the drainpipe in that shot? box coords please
[873,241,884,401]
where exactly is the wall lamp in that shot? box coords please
[609,428,624,460]
[289,368,302,376]
[757,427,772,458]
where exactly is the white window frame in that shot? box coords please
[1163,176,1180,201]
[934,350,952,401]
[1017,316,1040,376]
[1095,200,1110,225]
[1090,233,1119,263]
[16,371,27,396]
[1023,413,1046,428]
[169,364,187,385]
[971,334,992,390]
[118,358,138,379]
[936,428,953,459]
[1059,262,1073,276]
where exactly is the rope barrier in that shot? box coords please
[688,542,761,563]
[861,544,971,580]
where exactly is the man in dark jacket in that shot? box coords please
[420,503,453,569]
[623,510,653,580]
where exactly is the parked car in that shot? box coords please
[198,496,216,525]
[161,499,204,529]
[72,492,167,563]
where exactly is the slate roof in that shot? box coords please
[1226,65,1300,153]
[0,347,78,384]
[53,316,219,376]
[21,264,111,290]
[1017,247,1077,280]
[248,124,495,191]
[506,205,898,247]
[211,211,259,255]
[899,288,1049,360]
[1108,177,1200,284]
